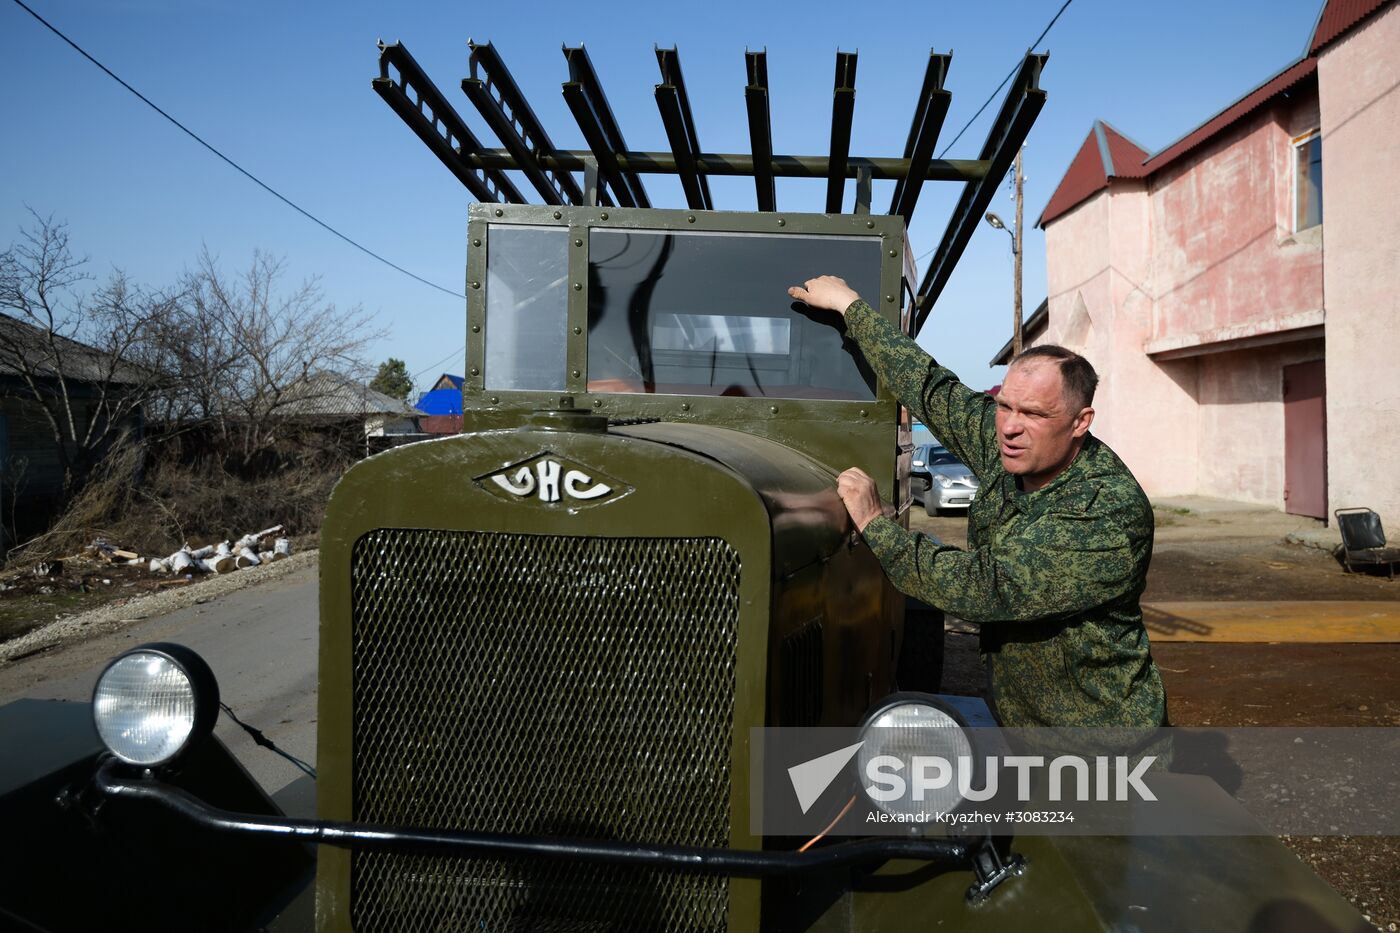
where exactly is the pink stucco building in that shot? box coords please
[1026,0,1398,524]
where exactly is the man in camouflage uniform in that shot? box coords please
[788,276,1166,729]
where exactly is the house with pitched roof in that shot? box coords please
[0,312,150,550]
[1024,0,1397,523]
[414,373,464,435]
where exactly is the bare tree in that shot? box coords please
[1,214,386,561]
[176,247,381,466]
[0,212,176,492]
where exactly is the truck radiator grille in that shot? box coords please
[349,529,741,932]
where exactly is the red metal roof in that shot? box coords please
[1309,0,1392,53]
[1039,59,1317,226]
[1101,122,1152,179]
[1139,58,1317,175]
[1038,121,1148,227]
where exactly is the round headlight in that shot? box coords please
[92,644,219,767]
[857,695,972,823]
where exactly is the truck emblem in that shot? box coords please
[477,454,628,507]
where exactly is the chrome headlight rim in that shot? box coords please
[91,642,220,768]
[857,692,977,823]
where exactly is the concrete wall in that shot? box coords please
[1043,185,1201,496]
[1196,338,1326,507]
[1041,71,1341,511]
[1148,98,1324,349]
[1318,4,1400,523]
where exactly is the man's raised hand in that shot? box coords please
[787,275,861,315]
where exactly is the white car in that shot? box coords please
[912,444,979,515]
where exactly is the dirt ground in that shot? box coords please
[0,558,188,643]
[914,501,1400,931]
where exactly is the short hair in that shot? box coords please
[1009,344,1098,411]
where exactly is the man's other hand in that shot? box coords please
[788,275,860,315]
[837,467,888,531]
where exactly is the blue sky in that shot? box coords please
[1,0,1324,400]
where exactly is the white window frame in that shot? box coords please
[1292,129,1322,233]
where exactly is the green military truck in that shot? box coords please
[0,39,1371,933]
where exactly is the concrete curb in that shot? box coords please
[1286,529,1343,552]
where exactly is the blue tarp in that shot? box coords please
[415,387,463,415]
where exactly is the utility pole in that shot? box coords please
[984,145,1026,358]
[1012,146,1024,357]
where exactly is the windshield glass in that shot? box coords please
[484,225,569,391]
[587,230,880,400]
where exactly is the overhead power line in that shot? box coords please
[10,0,467,301]
[412,347,465,381]
[911,0,1074,268]
[936,0,1075,159]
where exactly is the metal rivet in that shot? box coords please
[553,211,562,220]
[572,369,581,378]
[573,282,582,290]
[681,402,690,412]
[470,367,480,376]
[494,208,503,217]
[472,238,481,247]
[471,281,480,289]
[600,212,609,221]
[574,238,583,247]
[490,396,498,405]
[593,398,602,407]
[687,215,696,223]
[573,326,582,335]
[888,249,897,257]
[886,295,895,303]
[866,220,875,229]
[770,405,778,414]
[777,218,786,227]
[860,409,869,418]
[471,324,480,333]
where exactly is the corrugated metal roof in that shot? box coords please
[1040,58,1317,227]
[1038,121,1148,227]
[1309,0,1392,53]
[0,312,150,385]
[1139,57,1317,175]
[280,370,418,417]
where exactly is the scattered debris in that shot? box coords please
[74,525,290,583]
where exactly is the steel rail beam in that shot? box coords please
[744,50,776,212]
[462,40,585,206]
[562,83,632,207]
[372,41,526,204]
[889,52,952,225]
[826,52,858,213]
[654,48,713,210]
[915,54,1047,334]
[460,149,987,181]
[562,46,650,209]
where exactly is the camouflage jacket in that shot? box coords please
[845,299,1167,729]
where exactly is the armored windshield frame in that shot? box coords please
[467,204,907,425]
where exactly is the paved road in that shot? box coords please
[0,563,320,809]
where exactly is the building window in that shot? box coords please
[1294,131,1322,231]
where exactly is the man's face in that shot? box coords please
[995,360,1094,491]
